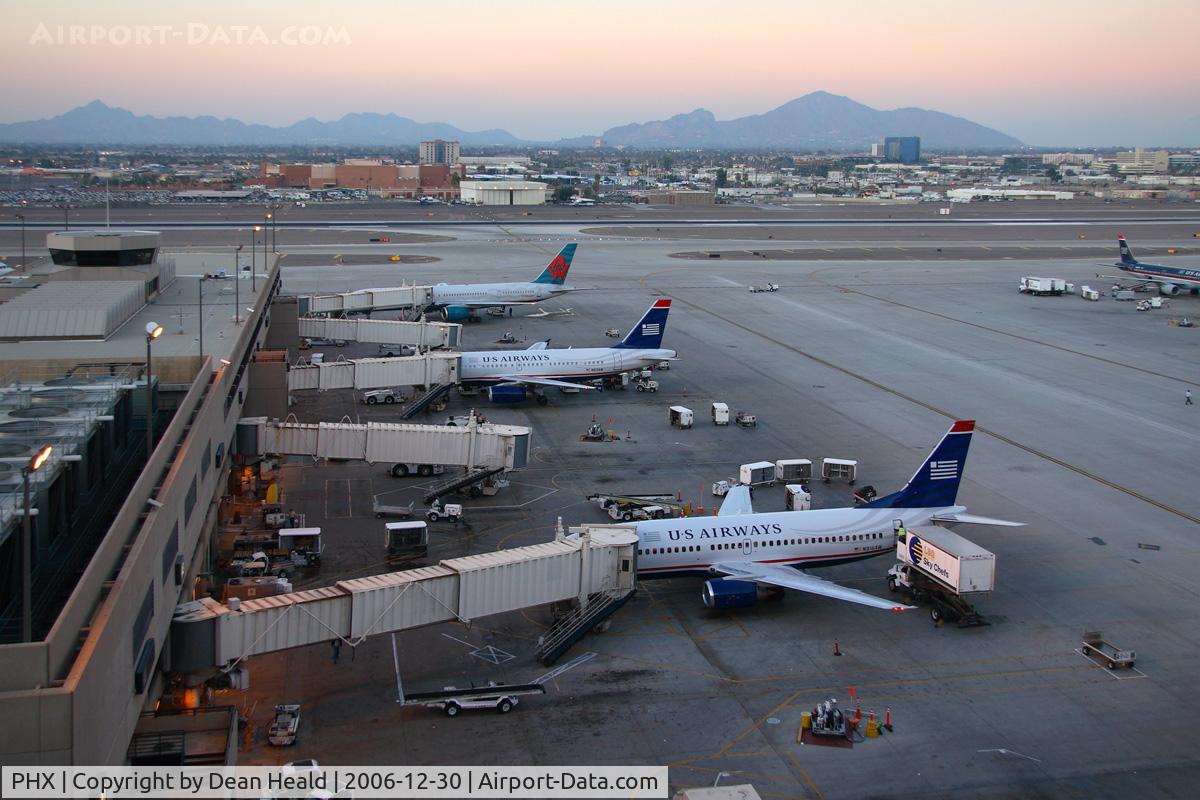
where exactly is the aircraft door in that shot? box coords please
[741,538,754,557]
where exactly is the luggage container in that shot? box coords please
[384,520,429,558]
[669,406,694,429]
[785,484,811,510]
[277,527,323,567]
[739,461,776,486]
[775,458,812,482]
[821,458,857,484]
[711,402,730,425]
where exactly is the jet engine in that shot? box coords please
[1159,283,1180,297]
[487,385,527,403]
[440,306,472,321]
[702,579,759,609]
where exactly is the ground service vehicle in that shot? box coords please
[636,379,659,392]
[268,704,301,746]
[426,501,463,523]
[1019,277,1067,295]
[362,388,405,405]
[403,683,546,716]
[888,524,995,625]
[712,402,730,425]
[739,461,776,486]
[670,406,694,428]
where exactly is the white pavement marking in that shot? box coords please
[710,275,744,287]
[533,651,597,686]
[978,748,1042,763]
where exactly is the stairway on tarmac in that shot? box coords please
[400,383,454,419]
[423,466,506,504]
[536,587,635,666]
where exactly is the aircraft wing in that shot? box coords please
[931,512,1025,527]
[717,485,753,516]
[495,375,596,390]
[710,562,913,612]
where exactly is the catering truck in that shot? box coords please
[887,524,995,626]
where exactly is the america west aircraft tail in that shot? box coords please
[531,243,577,285]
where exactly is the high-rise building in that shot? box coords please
[419,140,460,166]
[884,137,921,164]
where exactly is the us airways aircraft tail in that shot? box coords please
[532,243,577,285]
[862,420,974,509]
[614,299,671,349]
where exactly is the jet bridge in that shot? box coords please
[236,417,530,471]
[299,316,460,349]
[302,285,433,316]
[287,353,461,392]
[169,527,638,672]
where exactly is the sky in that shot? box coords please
[0,0,1197,147]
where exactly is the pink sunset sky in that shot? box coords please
[1,0,1196,145]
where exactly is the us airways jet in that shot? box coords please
[429,243,579,321]
[622,420,1021,612]
[1100,235,1200,296]
[459,299,675,405]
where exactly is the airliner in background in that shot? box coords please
[1103,235,1200,296]
[459,299,676,405]
[428,243,579,321]
[615,420,1022,612]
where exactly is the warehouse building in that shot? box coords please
[459,180,547,205]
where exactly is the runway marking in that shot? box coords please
[657,291,1200,527]
[978,748,1042,763]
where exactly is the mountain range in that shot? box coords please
[0,93,1022,149]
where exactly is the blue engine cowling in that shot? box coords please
[487,385,527,403]
[702,579,759,609]
[440,306,472,321]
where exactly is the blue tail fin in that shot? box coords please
[613,299,671,349]
[1118,234,1138,266]
[533,243,577,285]
[862,420,974,509]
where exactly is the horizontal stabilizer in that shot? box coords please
[931,512,1026,527]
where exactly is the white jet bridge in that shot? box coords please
[169,527,639,672]
[236,417,530,471]
[302,285,433,317]
[299,316,460,349]
[287,352,461,392]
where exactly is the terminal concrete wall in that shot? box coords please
[0,263,281,765]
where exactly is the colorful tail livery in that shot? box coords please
[614,299,671,349]
[533,243,577,285]
[863,420,974,509]
[1118,234,1138,265]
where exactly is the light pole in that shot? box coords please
[198,276,206,360]
[16,212,25,272]
[234,245,243,323]
[266,206,278,252]
[21,444,53,642]
[253,225,262,293]
[145,321,163,461]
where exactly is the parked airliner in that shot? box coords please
[623,420,1021,611]
[1103,235,1200,296]
[429,243,578,321]
[460,299,675,405]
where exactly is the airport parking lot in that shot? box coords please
[213,211,1200,798]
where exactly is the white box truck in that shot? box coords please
[669,406,694,429]
[775,459,812,482]
[711,402,730,425]
[739,461,776,486]
[1019,277,1067,296]
[888,525,995,625]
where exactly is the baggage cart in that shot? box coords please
[821,458,857,484]
[775,458,812,482]
[373,497,416,519]
[1081,631,1136,670]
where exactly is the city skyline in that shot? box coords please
[0,0,1197,147]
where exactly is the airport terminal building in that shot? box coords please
[0,231,289,764]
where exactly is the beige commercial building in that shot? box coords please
[459,180,547,205]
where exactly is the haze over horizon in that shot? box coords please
[1,0,1196,147]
